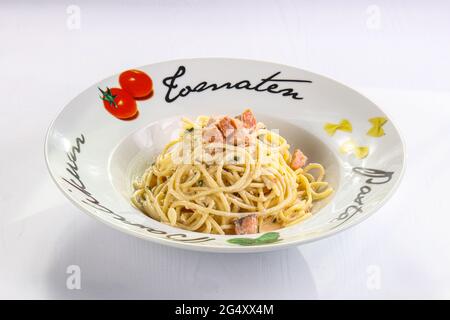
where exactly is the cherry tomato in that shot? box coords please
[119,69,153,98]
[99,87,137,120]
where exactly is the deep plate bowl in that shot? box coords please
[45,58,405,252]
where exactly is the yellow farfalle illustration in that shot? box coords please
[367,117,388,137]
[324,119,352,136]
[354,146,369,159]
[339,139,369,159]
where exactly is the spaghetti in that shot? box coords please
[131,109,333,235]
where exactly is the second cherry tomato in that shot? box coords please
[119,69,153,98]
[99,87,137,120]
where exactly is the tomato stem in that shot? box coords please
[98,87,118,108]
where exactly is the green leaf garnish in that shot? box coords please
[227,238,258,246]
[254,232,280,244]
[227,232,281,246]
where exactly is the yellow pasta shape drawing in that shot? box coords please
[354,146,369,159]
[339,139,369,159]
[367,117,388,137]
[324,119,352,136]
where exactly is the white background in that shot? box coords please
[1,0,450,299]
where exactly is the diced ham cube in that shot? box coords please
[234,214,258,235]
[241,109,257,129]
[201,110,257,149]
[217,116,237,137]
[290,149,307,170]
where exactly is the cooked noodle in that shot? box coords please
[131,110,333,235]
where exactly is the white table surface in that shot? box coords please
[1,0,450,299]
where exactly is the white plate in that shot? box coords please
[45,58,405,253]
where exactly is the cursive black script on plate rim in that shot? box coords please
[162,65,312,103]
[330,167,394,229]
